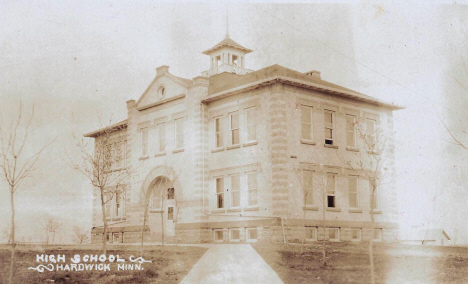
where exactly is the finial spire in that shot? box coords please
[226,6,229,38]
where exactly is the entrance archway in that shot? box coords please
[147,176,176,239]
[141,166,181,242]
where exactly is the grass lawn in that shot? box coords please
[0,244,207,284]
[252,242,468,284]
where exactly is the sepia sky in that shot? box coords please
[1,1,467,244]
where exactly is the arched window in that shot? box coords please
[158,86,165,99]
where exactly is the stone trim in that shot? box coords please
[137,94,186,111]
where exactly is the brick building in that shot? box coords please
[86,34,401,244]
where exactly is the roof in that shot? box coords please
[403,229,451,241]
[205,64,403,110]
[202,36,253,55]
[83,119,128,138]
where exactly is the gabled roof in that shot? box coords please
[202,36,253,55]
[84,119,127,138]
[204,64,403,110]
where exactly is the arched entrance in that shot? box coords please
[147,176,176,238]
[141,166,181,242]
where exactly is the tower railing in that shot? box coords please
[202,64,253,77]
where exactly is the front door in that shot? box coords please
[165,187,176,237]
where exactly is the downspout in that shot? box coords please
[201,101,206,214]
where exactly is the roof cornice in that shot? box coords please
[202,75,403,110]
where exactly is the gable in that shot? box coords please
[137,74,190,109]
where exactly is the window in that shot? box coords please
[215,177,224,209]
[232,55,238,66]
[303,170,314,206]
[348,175,359,208]
[141,127,149,156]
[105,193,112,218]
[216,55,221,67]
[366,118,376,148]
[114,141,123,169]
[157,123,165,153]
[346,114,356,147]
[351,228,361,241]
[329,228,340,241]
[301,105,313,140]
[167,188,174,200]
[230,228,241,242]
[214,117,224,148]
[231,175,240,208]
[115,192,122,217]
[324,110,335,145]
[123,140,127,166]
[175,118,184,149]
[214,229,223,242]
[229,111,240,145]
[246,228,258,242]
[369,180,379,210]
[247,172,258,206]
[305,227,317,241]
[158,86,165,99]
[167,207,173,220]
[373,228,382,241]
[245,107,257,142]
[327,173,337,208]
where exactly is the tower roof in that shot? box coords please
[202,36,253,55]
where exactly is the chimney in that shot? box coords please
[305,70,321,79]
[156,65,170,76]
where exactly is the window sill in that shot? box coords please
[244,205,260,211]
[139,155,149,161]
[149,209,163,213]
[305,238,318,242]
[212,209,225,214]
[227,208,242,213]
[367,150,381,155]
[172,148,184,154]
[302,206,319,211]
[300,139,316,145]
[346,147,359,152]
[227,144,241,150]
[154,152,166,157]
[111,217,126,221]
[211,147,225,153]
[349,208,363,213]
[324,144,339,149]
[243,141,258,147]
[369,209,383,214]
[326,207,341,212]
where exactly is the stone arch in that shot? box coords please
[141,165,181,204]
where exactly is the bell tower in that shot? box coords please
[201,17,253,77]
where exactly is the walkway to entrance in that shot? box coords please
[180,244,284,284]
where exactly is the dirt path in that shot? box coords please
[180,244,284,284]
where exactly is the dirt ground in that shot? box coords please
[0,244,207,284]
[252,242,468,284]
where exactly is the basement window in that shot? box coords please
[230,228,241,242]
[246,228,258,242]
[305,227,317,241]
[351,228,361,241]
[213,229,224,242]
[329,228,340,242]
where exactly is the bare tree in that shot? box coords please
[73,225,90,244]
[41,216,62,245]
[339,119,394,284]
[293,155,328,265]
[0,101,52,284]
[68,118,133,255]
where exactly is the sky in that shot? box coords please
[0,1,467,244]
